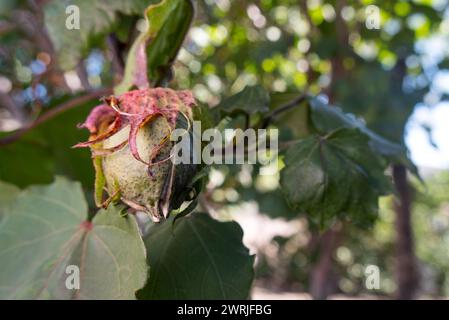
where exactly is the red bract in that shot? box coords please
[74,88,196,163]
[74,88,197,221]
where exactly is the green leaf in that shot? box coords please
[310,98,396,150]
[238,188,297,220]
[193,103,215,131]
[280,128,391,228]
[115,0,194,93]
[269,92,309,137]
[137,213,254,299]
[0,132,55,188]
[44,0,153,70]
[0,181,20,217]
[145,0,194,85]
[216,85,270,116]
[0,95,97,188]
[0,177,147,299]
[309,97,415,170]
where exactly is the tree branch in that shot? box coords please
[107,34,125,82]
[260,94,307,129]
[76,61,92,91]
[0,88,111,146]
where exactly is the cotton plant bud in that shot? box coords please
[74,88,197,222]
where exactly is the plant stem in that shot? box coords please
[260,94,307,129]
[0,88,112,146]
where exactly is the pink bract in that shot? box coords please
[74,88,196,165]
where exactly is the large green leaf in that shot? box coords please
[309,98,404,157]
[0,177,147,299]
[137,213,254,299]
[115,0,194,93]
[0,95,96,188]
[44,0,153,69]
[0,181,19,217]
[309,98,419,177]
[216,85,270,116]
[266,94,413,166]
[145,0,194,85]
[0,132,54,188]
[280,128,391,228]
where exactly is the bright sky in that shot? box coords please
[405,34,449,170]
[406,102,449,169]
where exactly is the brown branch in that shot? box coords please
[107,34,125,81]
[0,21,15,36]
[0,88,111,146]
[260,94,307,128]
[13,6,70,91]
[310,224,343,299]
[393,164,418,299]
[0,92,25,126]
[76,61,92,91]
[299,1,319,36]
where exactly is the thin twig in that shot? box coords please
[0,88,111,146]
[0,92,24,125]
[0,21,15,36]
[107,34,125,81]
[260,94,307,128]
[76,61,92,91]
[11,7,70,91]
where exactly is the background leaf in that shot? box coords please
[145,0,194,85]
[0,177,147,299]
[43,0,154,70]
[137,213,254,299]
[115,0,194,93]
[215,85,270,116]
[280,128,391,228]
[309,98,415,169]
[269,92,309,138]
[0,95,97,188]
[264,94,412,166]
[0,132,55,188]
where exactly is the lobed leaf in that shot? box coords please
[0,177,147,299]
[309,97,418,176]
[115,0,194,93]
[215,85,270,116]
[44,0,155,70]
[137,213,254,299]
[280,128,391,228]
[0,181,20,217]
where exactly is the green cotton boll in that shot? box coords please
[74,88,199,222]
[102,118,172,218]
